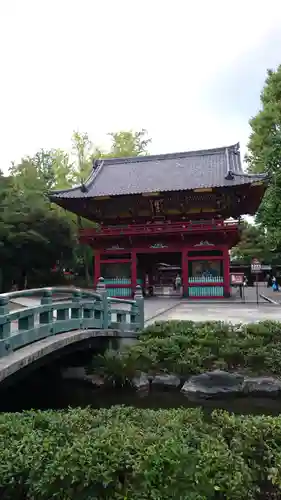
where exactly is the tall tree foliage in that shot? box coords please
[108,129,151,157]
[247,65,281,248]
[71,131,93,184]
[1,163,75,291]
[10,149,74,191]
[231,222,274,264]
[0,129,151,291]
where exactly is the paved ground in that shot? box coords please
[143,298,181,321]
[240,283,277,303]
[145,302,281,325]
[258,286,281,304]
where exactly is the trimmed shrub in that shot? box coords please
[96,321,281,381]
[2,407,281,498]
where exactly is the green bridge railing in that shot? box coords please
[0,278,144,358]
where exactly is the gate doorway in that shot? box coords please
[137,252,182,297]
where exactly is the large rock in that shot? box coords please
[132,372,150,391]
[181,370,244,399]
[152,374,181,389]
[243,376,281,396]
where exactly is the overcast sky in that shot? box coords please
[1,0,281,173]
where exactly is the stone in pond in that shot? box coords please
[132,372,150,391]
[152,374,181,389]
[61,367,104,387]
[243,376,281,396]
[181,370,244,399]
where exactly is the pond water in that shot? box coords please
[53,381,281,416]
[3,376,281,416]
[2,367,281,415]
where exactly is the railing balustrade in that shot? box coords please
[79,219,239,238]
[0,278,144,358]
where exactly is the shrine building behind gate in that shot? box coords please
[50,143,267,299]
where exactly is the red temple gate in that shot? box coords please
[50,144,267,299]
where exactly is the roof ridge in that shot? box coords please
[99,143,240,166]
[227,143,242,174]
[86,159,105,186]
[232,171,267,179]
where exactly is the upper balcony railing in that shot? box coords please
[80,219,239,239]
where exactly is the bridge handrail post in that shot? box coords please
[40,289,53,305]
[71,289,83,323]
[40,289,53,325]
[134,285,144,330]
[0,296,10,339]
[130,300,138,330]
[96,277,110,329]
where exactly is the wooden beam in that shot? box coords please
[193,188,213,193]
[142,192,161,197]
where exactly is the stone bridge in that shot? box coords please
[0,278,144,383]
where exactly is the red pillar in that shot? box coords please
[94,250,101,287]
[223,247,230,297]
[131,250,137,296]
[182,249,188,298]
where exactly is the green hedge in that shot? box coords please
[1,406,281,499]
[93,320,281,383]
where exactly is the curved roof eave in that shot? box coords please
[49,160,105,198]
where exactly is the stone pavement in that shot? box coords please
[259,286,281,304]
[147,302,281,325]
[143,298,181,322]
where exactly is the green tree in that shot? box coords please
[1,161,75,291]
[107,128,151,157]
[231,222,273,264]
[71,128,152,176]
[71,130,93,183]
[10,149,75,191]
[246,65,281,249]
[32,149,56,189]
[51,149,75,189]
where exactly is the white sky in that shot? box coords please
[1,0,281,173]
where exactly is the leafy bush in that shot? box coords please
[2,407,281,498]
[91,349,136,387]
[97,320,281,381]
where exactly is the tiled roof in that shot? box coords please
[50,143,267,199]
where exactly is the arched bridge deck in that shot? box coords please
[0,278,144,383]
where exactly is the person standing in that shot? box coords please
[272,276,279,292]
[175,274,181,290]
